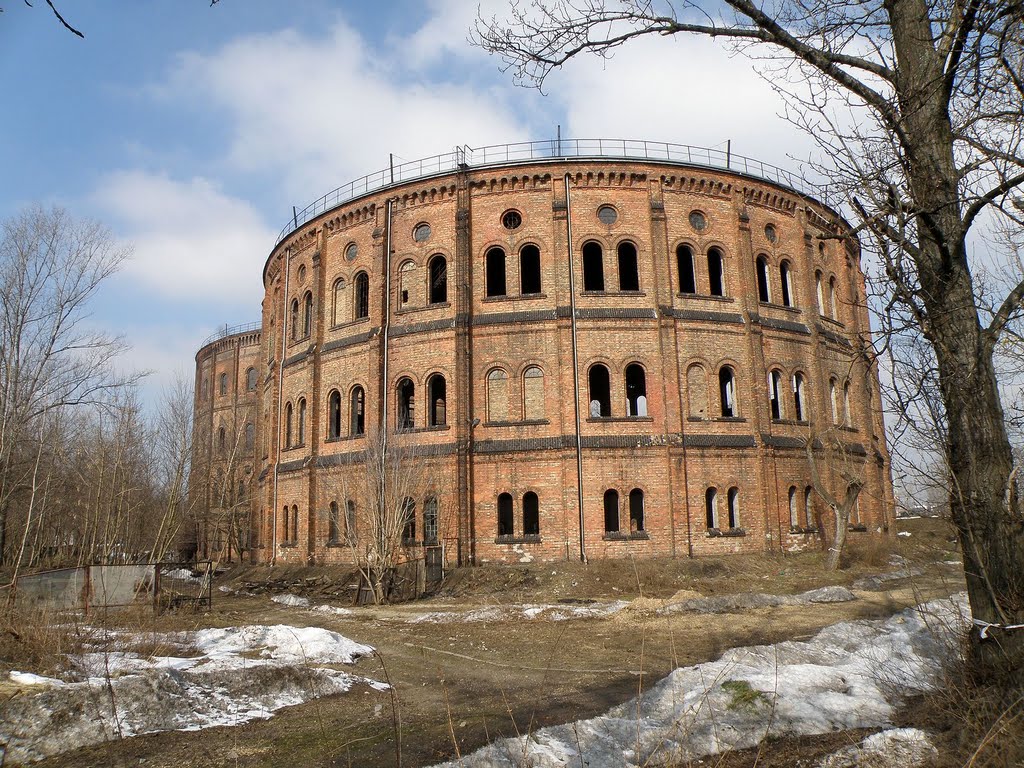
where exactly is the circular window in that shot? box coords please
[501,210,522,230]
[688,210,707,232]
[413,222,432,242]
[297,264,307,285]
[345,242,358,261]
[597,205,618,225]
[764,224,778,243]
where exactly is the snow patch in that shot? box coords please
[163,568,201,582]
[430,597,967,767]
[9,672,65,688]
[816,727,938,767]
[270,593,310,608]
[659,586,856,615]
[408,601,629,624]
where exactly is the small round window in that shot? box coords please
[688,210,707,232]
[597,205,618,225]
[501,210,522,230]
[345,242,358,261]
[764,224,778,243]
[413,222,432,242]
[297,264,307,285]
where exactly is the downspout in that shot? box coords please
[272,247,292,565]
[565,174,586,564]
[380,199,395,511]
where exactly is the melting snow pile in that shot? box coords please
[431,596,966,767]
[409,600,629,624]
[270,593,353,616]
[2,625,383,764]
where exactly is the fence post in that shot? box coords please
[82,566,91,618]
[153,564,161,615]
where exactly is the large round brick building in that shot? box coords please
[243,139,893,567]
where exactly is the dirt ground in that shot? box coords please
[8,517,967,768]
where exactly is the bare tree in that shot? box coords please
[805,426,866,571]
[476,0,1024,685]
[0,205,134,564]
[150,374,197,563]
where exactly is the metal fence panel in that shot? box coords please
[91,564,153,608]
[13,567,84,611]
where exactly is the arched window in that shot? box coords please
[245,422,255,450]
[793,373,806,421]
[497,493,514,536]
[332,277,347,325]
[328,501,340,543]
[246,367,257,391]
[423,496,439,545]
[399,261,415,307]
[788,486,799,528]
[201,377,208,400]
[829,378,840,424]
[218,426,226,452]
[815,271,825,315]
[617,241,640,291]
[297,398,307,445]
[284,402,293,448]
[603,489,620,533]
[829,276,838,320]
[843,381,852,426]
[523,492,539,536]
[719,366,736,418]
[708,247,725,296]
[705,487,719,529]
[350,386,365,436]
[756,256,771,303]
[804,486,815,527]
[677,244,696,294]
[219,372,228,396]
[427,374,447,427]
[780,261,793,307]
[327,390,342,439]
[302,291,313,337]
[582,242,605,291]
[687,364,708,419]
[523,366,544,420]
[629,489,645,533]
[486,369,509,422]
[354,272,370,319]
[429,254,447,304]
[397,378,415,430]
[588,364,611,417]
[282,505,290,542]
[402,497,416,543]
[290,298,299,340]
[769,369,784,420]
[486,247,507,297]
[625,363,647,417]
[520,245,541,295]
[291,505,299,542]
[345,500,357,544]
[727,487,740,529]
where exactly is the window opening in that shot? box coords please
[793,373,806,421]
[728,487,740,528]
[708,247,725,296]
[780,262,793,307]
[689,210,707,231]
[625,363,647,417]
[429,254,447,304]
[290,299,299,340]
[246,367,257,391]
[765,223,777,243]
[345,242,358,261]
[677,244,696,294]
[769,370,783,419]
[830,378,840,424]
[397,378,415,430]
[829,276,838,320]
[328,390,342,439]
[789,486,799,528]
[617,242,640,291]
[523,366,544,420]
[303,291,313,337]
[423,497,438,545]
[486,247,507,297]
[413,222,431,242]
[245,422,254,450]
[402,498,416,543]
[355,272,370,319]
[815,271,825,315]
[285,402,293,448]
[629,489,645,532]
[487,369,509,422]
[756,256,771,302]
[345,500,357,543]
[597,205,618,225]
[588,364,611,417]
[282,505,290,541]
[502,210,522,230]
[804,486,815,527]
[705,488,718,528]
[520,244,542,295]
[498,493,514,536]
[350,386,365,436]
[218,426,226,452]
[297,398,307,444]
[219,372,228,396]
[428,374,447,427]
[399,261,414,307]
[523,492,539,536]
[719,367,736,417]
[328,501,340,543]
[291,505,299,542]
[843,381,852,425]
[603,489,620,533]
[582,242,605,291]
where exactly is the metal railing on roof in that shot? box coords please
[277,138,824,245]
[200,321,262,348]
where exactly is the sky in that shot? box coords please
[0,0,819,405]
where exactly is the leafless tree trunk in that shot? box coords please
[805,427,866,571]
[476,0,1024,688]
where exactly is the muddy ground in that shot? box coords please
[7,517,966,768]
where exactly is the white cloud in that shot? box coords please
[94,171,273,304]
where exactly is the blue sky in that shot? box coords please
[1,0,813,404]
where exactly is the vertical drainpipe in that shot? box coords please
[272,247,292,565]
[564,174,586,564]
[381,199,395,501]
